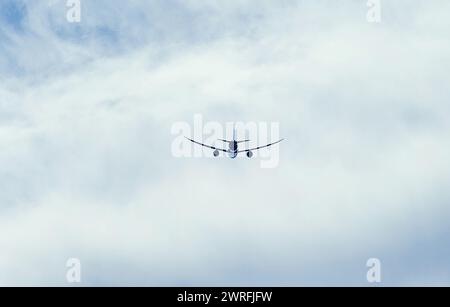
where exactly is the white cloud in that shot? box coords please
[1,1,450,286]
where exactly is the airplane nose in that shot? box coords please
[228,152,237,159]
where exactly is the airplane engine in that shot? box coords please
[246,151,253,158]
[213,150,219,157]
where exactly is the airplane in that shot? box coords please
[185,128,284,159]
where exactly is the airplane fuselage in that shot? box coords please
[228,141,238,159]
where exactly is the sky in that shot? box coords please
[0,0,450,286]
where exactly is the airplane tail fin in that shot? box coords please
[218,139,250,143]
[219,125,248,143]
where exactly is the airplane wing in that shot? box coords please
[237,139,284,153]
[185,137,228,152]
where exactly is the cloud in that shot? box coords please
[1,1,450,286]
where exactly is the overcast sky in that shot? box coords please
[1,0,450,286]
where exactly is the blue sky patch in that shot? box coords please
[0,0,27,32]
